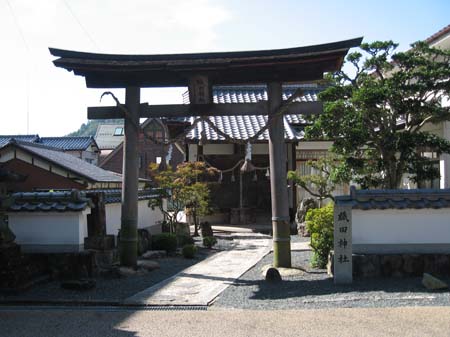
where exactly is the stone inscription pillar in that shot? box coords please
[333,204,353,284]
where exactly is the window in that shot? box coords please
[144,121,165,142]
[417,147,440,189]
[296,149,348,200]
[114,127,124,136]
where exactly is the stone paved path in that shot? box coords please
[124,235,271,306]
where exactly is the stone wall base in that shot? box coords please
[328,251,450,279]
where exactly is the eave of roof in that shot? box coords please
[8,191,93,213]
[425,24,450,44]
[336,186,450,210]
[49,37,362,88]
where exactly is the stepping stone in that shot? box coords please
[422,273,448,290]
[265,268,282,283]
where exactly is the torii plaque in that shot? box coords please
[50,37,361,267]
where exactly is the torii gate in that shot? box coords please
[50,37,361,268]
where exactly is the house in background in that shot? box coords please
[100,118,185,179]
[423,24,450,189]
[94,123,125,160]
[39,137,100,165]
[0,135,100,165]
[0,140,124,191]
[0,140,162,253]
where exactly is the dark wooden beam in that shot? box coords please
[87,101,322,119]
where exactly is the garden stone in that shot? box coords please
[142,250,166,259]
[265,267,282,283]
[137,260,160,271]
[295,198,318,237]
[119,267,138,277]
[327,251,334,276]
[422,273,448,290]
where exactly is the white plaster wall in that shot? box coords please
[203,144,234,155]
[252,144,268,155]
[105,200,164,236]
[188,144,197,162]
[138,200,163,235]
[352,208,450,245]
[297,141,333,150]
[105,203,122,236]
[8,210,89,247]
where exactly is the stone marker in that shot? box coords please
[265,267,282,283]
[422,273,448,290]
[333,204,353,284]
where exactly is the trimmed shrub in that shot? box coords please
[182,244,197,259]
[177,235,194,248]
[203,236,217,249]
[305,203,334,269]
[152,233,177,253]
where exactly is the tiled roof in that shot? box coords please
[8,190,92,212]
[94,124,124,150]
[3,140,122,183]
[335,186,450,210]
[0,135,39,148]
[0,135,97,151]
[181,84,319,142]
[425,24,450,44]
[211,85,320,105]
[87,188,162,204]
[185,115,303,142]
[39,137,97,151]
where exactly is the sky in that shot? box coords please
[0,0,449,136]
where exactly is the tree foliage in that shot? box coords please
[148,161,217,234]
[287,155,347,204]
[306,41,450,189]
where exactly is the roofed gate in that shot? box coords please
[49,38,361,267]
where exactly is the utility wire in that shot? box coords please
[5,0,31,134]
[61,0,99,50]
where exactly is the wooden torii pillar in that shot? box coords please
[49,37,361,268]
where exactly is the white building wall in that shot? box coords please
[105,200,163,236]
[8,210,90,253]
[352,208,450,253]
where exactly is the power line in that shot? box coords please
[5,0,31,134]
[61,0,99,50]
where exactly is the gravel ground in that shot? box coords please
[0,245,217,304]
[212,236,450,310]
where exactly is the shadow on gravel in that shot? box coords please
[248,277,450,300]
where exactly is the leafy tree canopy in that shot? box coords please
[306,41,450,189]
[148,161,217,234]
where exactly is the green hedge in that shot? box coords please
[305,203,334,269]
[182,244,197,259]
[152,233,177,253]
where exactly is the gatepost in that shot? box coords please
[333,201,352,284]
